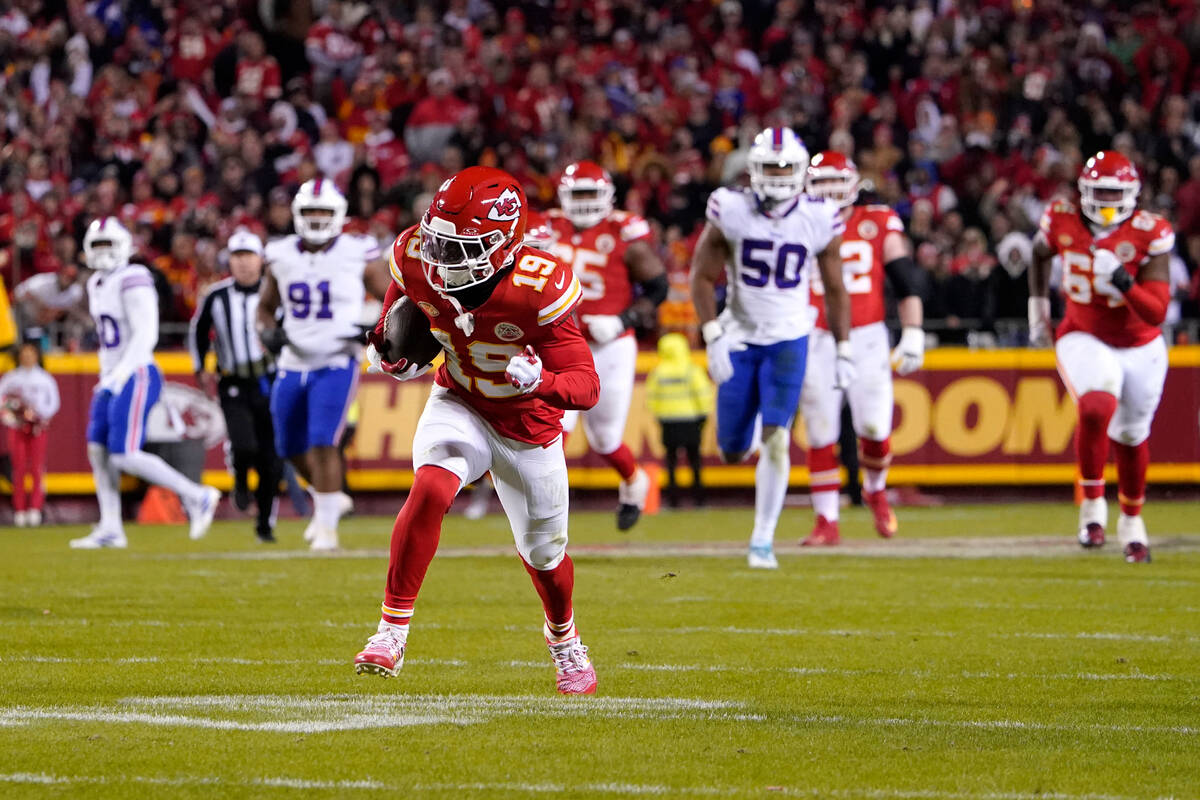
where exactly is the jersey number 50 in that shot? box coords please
[740,240,808,289]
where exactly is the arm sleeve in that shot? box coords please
[188,288,216,373]
[371,279,405,339]
[1123,280,1169,326]
[884,255,928,300]
[532,315,600,410]
[109,283,160,385]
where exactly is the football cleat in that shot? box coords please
[13,510,28,528]
[302,518,318,543]
[864,490,898,538]
[337,491,355,518]
[187,486,221,540]
[1078,522,1106,549]
[747,545,778,569]
[802,515,841,546]
[1123,542,1151,563]
[69,528,128,549]
[27,509,42,527]
[616,468,650,531]
[232,481,252,513]
[309,525,339,551]
[546,627,597,694]
[354,625,407,677]
[463,481,494,520]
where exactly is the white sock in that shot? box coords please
[88,444,123,531]
[110,450,204,505]
[313,491,341,530]
[812,489,839,521]
[863,468,887,494]
[750,430,790,549]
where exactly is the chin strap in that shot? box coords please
[439,290,474,336]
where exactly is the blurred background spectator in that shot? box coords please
[0,0,1197,349]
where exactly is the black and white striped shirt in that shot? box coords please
[189,278,274,379]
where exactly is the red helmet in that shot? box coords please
[420,166,527,291]
[1078,150,1140,227]
[805,151,860,208]
[523,208,556,251]
[558,161,614,229]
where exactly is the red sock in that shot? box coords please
[1076,391,1117,499]
[860,438,892,469]
[807,444,840,493]
[382,465,459,624]
[523,554,575,628]
[601,443,638,481]
[1113,440,1149,517]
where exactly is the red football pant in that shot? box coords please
[1076,391,1117,500]
[7,428,47,511]
[1114,441,1149,517]
[523,554,575,627]
[382,465,459,624]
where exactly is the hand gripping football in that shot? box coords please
[380,295,443,368]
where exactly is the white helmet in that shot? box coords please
[292,177,347,245]
[557,161,615,229]
[83,216,133,271]
[748,127,810,204]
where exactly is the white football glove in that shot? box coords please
[1089,248,1121,281]
[506,345,543,394]
[702,320,736,385]
[834,340,857,390]
[890,326,925,376]
[367,343,433,382]
[581,314,626,344]
[1027,296,1052,348]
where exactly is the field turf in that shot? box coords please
[1,500,1198,799]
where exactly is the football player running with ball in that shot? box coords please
[354,167,601,694]
[800,151,927,545]
[1029,151,1174,563]
[544,162,668,531]
[71,217,221,549]
[256,179,392,550]
[691,128,852,569]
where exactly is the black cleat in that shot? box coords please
[256,527,277,544]
[233,484,253,513]
[616,504,641,531]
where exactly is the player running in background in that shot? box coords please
[71,217,221,549]
[544,162,668,530]
[690,127,852,569]
[1030,151,1173,563]
[257,178,391,550]
[800,151,927,545]
[354,167,600,694]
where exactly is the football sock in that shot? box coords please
[750,428,790,549]
[383,465,459,623]
[1113,440,1149,517]
[808,443,841,521]
[109,450,205,505]
[87,444,123,531]
[603,443,638,482]
[523,553,575,632]
[861,438,891,494]
[1076,391,1117,499]
[313,491,342,530]
[544,614,575,642]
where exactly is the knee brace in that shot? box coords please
[520,527,568,571]
[763,426,790,465]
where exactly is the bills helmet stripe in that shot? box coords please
[772,127,783,150]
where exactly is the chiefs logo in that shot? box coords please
[418,301,440,318]
[857,220,879,239]
[1115,242,1137,263]
[595,234,616,254]
[487,188,523,222]
[494,322,524,341]
[1058,234,1073,247]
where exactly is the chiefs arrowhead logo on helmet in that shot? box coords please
[488,188,523,222]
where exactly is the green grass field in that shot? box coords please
[2,500,1198,799]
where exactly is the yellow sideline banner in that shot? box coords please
[14,346,1200,493]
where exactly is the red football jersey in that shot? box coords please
[543,209,652,332]
[388,226,593,445]
[1039,201,1175,348]
[812,204,904,330]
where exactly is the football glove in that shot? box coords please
[259,326,288,356]
[702,320,736,385]
[581,314,626,344]
[506,345,543,393]
[834,340,857,390]
[367,343,432,381]
[1091,248,1134,292]
[890,326,925,375]
[1027,296,1052,348]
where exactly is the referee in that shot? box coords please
[189,229,281,543]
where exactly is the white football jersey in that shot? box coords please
[705,187,844,345]
[87,263,158,379]
[265,233,381,370]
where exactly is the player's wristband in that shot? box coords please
[701,320,724,344]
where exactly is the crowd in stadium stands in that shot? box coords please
[2,0,1199,351]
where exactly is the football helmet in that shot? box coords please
[292,177,348,245]
[524,209,556,250]
[420,166,528,291]
[558,161,615,229]
[748,127,810,204]
[805,151,860,208]
[83,216,133,271]
[1078,150,1140,228]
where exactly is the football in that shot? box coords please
[380,295,443,367]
